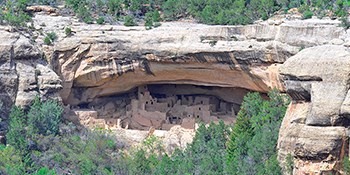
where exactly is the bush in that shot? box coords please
[77,6,93,24]
[303,9,314,19]
[344,156,350,175]
[0,146,25,174]
[43,36,51,45]
[144,12,154,30]
[96,17,105,25]
[133,121,231,175]
[44,32,57,45]
[33,129,127,174]
[27,97,63,136]
[6,106,27,152]
[32,167,56,175]
[285,153,294,175]
[209,40,217,47]
[124,15,137,26]
[47,32,57,40]
[65,27,72,36]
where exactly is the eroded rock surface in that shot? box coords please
[0,26,62,144]
[278,45,350,174]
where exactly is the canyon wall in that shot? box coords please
[278,45,350,174]
[0,12,350,173]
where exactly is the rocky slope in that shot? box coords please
[1,11,350,173]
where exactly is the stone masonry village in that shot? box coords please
[73,84,237,130]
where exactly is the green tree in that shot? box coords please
[27,97,63,136]
[226,90,289,175]
[6,106,27,152]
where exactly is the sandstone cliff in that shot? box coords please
[278,45,350,174]
[1,12,350,173]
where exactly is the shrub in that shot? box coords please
[144,12,154,30]
[27,97,63,136]
[0,146,25,174]
[108,0,122,15]
[65,27,72,36]
[47,32,57,41]
[96,17,105,25]
[303,9,314,19]
[77,6,93,24]
[43,36,51,45]
[33,129,127,174]
[32,167,56,175]
[44,32,57,45]
[6,106,27,152]
[344,156,350,175]
[124,15,137,26]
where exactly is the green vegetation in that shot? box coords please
[3,97,63,174]
[226,90,290,175]
[344,156,350,175]
[124,15,137,26]
[43,32,57,45]
[64,27,72,36]
[145,10,162,29]
[340,16,350,30]
[1,90,291,174]
[302,9,314,19]
[43,36,52,45]
[285,153,294,175]
[96,17,105,25]
[1,0,349,27]
[124,90,289,175]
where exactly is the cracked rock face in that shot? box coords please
[278,45,350,174]
[0,26,62,143]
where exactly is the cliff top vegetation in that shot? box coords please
[0,0,349,28]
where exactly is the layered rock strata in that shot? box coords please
[278,45,350,174]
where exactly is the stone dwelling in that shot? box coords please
[72,84,238,130]
[124,85,236,130]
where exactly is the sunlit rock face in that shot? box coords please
[0,26,62,144]
[278,45,350,174]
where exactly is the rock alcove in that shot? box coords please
[71,83,252,130]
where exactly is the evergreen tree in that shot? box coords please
[226,90,289,175]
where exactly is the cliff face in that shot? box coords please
[278,45,350,174]
[34,15,346,107]
[0,26,62,143]
[1,12,350,173]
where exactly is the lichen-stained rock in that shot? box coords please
[278,45,350,174]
